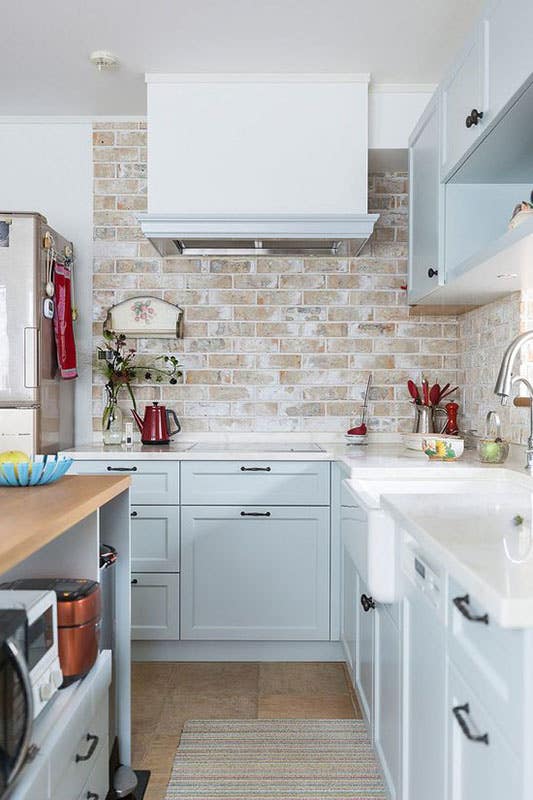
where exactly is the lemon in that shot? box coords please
[0,450,30,464]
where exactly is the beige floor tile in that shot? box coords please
[172,661,260,694]
[259,661,350,695]
[257,692,357,719]
[155,690,258,734]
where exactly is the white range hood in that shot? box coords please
[140,74,378,256]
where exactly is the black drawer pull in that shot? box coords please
[240,466,271,472]
[131,578,138,585]
[75,733,99,762]
[453,594,489,625]
[360,594,375,612]
[106,466,137,472]
[427,268,438,278]
[87,793,99,800]
[130,511,138,517]
[240,511,271,517]
[453,703,489,745]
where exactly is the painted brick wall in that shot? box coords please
[458,291,533,445]
[92,121,459,436]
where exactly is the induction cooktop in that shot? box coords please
[191,442,324,453]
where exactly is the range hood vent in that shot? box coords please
[142,75,379,257]
[139,213,379,257]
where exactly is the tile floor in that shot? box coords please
[132,661,361,800]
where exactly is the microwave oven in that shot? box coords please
[0,590,62,719]
[0,608,33,796]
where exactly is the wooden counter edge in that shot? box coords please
[0,475,131,574]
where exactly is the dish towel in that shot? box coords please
[53,261,78,379]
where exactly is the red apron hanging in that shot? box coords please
[53,261,78,379]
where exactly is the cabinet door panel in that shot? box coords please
[131,505,180,572]
[131,573,180,640]
[180,506,330,640]
[374,606,401,800]
[447,663,520,800]
[488,0,533,120]
[408,98,442,303]
[355,575,374,729]
[341,544,357,680]
[442,23,487,177]
[403,579,445,800]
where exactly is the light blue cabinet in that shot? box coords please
[341,543,357,680]
[180,505,330,640]
[374,606,401,800]
[71,460,180,505]
[130,505,180,572]
[180,460,330,506]
[486,0,533,124]
[408,96,443,304]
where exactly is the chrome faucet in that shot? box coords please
[494,330,533,470]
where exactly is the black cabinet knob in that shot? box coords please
[465,108,483,128]
[428,268,439,278]
[360,594,376,612]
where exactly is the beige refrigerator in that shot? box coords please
[0,212,75,455]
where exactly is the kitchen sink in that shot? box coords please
[343,473,531,604]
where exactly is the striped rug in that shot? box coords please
[165,719,386,799]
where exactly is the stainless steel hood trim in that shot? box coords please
[138,213,379,257]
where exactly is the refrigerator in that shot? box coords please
[0,212,75,455]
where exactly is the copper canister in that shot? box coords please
[55,580,101,685]
[0,578,101,685]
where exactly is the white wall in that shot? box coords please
[0,121,92,445]
[369,90,434,148]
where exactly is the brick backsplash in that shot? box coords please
[458,291,533,445]
[92,121,459,436]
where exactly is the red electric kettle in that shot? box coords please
[131,402,181,444]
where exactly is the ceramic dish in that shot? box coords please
[0,455,73,487]
[344,434,368,446]
[403,433,464,460]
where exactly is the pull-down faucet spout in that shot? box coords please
[494,330,533,470]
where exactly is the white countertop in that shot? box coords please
[383,491,533,628]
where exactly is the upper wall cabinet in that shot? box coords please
[408,96,443,304]
[487,0,533,121]
[441,23,488,180]
[408,0,533,307]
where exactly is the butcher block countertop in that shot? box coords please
[0,474,130,574]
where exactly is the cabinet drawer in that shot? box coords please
[131,506,180,572]
[54,703,108,800]
[447,662,520,800]
[181,461,330,505]
[71,460,179,504]
[131,572,180,640]
[448,577,523,753]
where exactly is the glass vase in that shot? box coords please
[102,389,123,445]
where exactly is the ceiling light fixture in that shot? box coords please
[497,273,518,279]
[89,51,120,71]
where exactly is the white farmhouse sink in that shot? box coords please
[343,472,531,604]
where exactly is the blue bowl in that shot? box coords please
[0,455,73,487]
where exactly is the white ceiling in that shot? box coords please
[2,0,484,116]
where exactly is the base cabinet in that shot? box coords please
[341,544,357,679]
[131,572,180,640]
[447,662,520,800]
[374,606,401,800]
[355,574,375,729]
[180,506,330,640]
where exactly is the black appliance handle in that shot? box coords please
[452,703,489,745]
[75,733,99,763]
[166,409,181,436]
[453,594,489,625]
[4,636,34,784]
